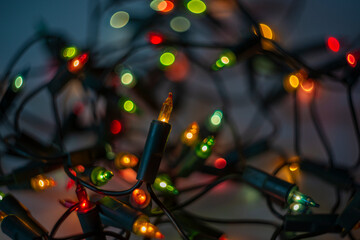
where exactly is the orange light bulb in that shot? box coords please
[289,163,299,172]
[133,216,164,239]
[30,175,56,191]
[158,92,173,123]
[347,53,357,67]
[130,188,150,209]
[114,152,139,169]
[181,121,199,146]
[67,53,89,73]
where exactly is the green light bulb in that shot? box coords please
[62,46,78,59]
[195,136,215,159]
[206,110,223,132]
[212,50,236,71]
[105,143,115,160]
[12,75,24,92]
[120,69,136,88]
[118,97,137,114]
[187,0,206,14]
[289,202,307,214]
[90,167,113,186]
[290,190,319,208]
[0,191,5,201]
[153,174,179,195]
[160,52,176,66]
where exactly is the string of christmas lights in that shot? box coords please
[0,0,359,240]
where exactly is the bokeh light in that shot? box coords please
[187,0,207,14]
[327,37,340,52]
[170,16,191,32]
[300,78,314,93]
[62,46,78,59]
[110,120,122,134]
[160,52,176,66]
[123,100,136,113]
[259,23,274,40]
[110,11,130,28]
[214,158,227,169]
[347,53,357,67]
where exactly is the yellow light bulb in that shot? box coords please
[31,175,56,191]
[259,23,274,40]
[186,132,193,139]
[73,60,80,67]
[181,122,199,146]
[289,163,299,172]
[133,216,164,239]
[114,152,139,169]
[158,92,173,123]
[38,180,44,188]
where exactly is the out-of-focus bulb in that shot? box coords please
[206,110,223,132]
[30,175,56,191]
[90,167,113,186]
[181,122,199,146]
[11,75,24,92]
[130,188,150,209]
[195,136,215,159]
[62,46,78,59]
[212,50,236,70]
[154,174,179,195]
[67,53,89,73]
[132,215,164,239]
[114,152,139,169]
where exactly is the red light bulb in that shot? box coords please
[327,37,340,52]
[214,158,227,169]
[148,32,164,45]
[110,120,122,134]
[76,184,92,213]
[68,53,89,73]
[218,235,228,240]
[130,188,150,209]
[347,53,357,67]
[158,1,174,13]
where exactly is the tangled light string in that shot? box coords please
[0,1,359,240]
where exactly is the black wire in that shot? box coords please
[331,188,341,213]
[310,82,335,168]
[1,35,56,84]
[152,174,239,216]
[234,0,260,33]
[14,83,48,133]
[51,95,65,151]
[147,183,190,240]
[183,50,246,171]
[293,91,300,156]
[192,214,280,228]
[270,225,284,240]
[289,229,332,240]
[51,230,126,240]
[63,153,143,196]
[266,162,288,220]
[266,196,285,220]
[348,231,356,240]
[0,134,65,163]
[50,203,79,238]
[346,84,360,168]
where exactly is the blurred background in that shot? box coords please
[0,0,360,239]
